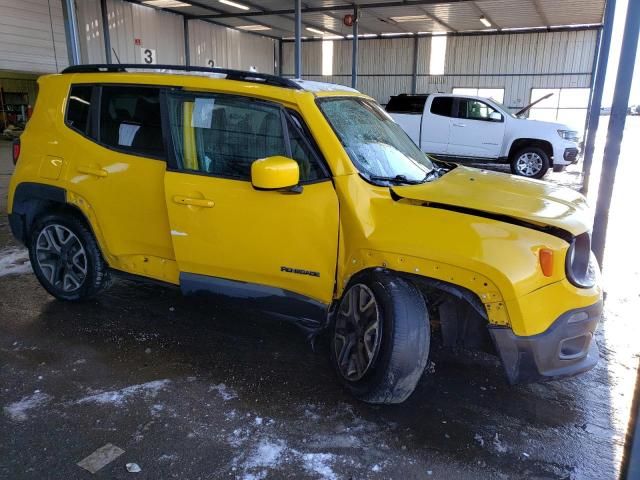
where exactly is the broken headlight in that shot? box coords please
[566,233,597,288]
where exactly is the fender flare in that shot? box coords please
[9,182,67,243]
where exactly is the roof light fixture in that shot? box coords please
[142,0,191,7]
[479,16,492,27]
[390,15,429,23]
[219,0,249,10]
[237,25,271,31]
[306,27,325,35]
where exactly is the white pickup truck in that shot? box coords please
[386,93,580,178]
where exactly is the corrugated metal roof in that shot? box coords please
[152,0,604,39]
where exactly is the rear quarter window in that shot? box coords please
[65,85,93,135]
[430,97,454,117]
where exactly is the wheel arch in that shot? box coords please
[10,183,108,263]
[342,267,495,353]
[508,138,553,160]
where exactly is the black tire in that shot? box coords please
[28,212,111,301]
[510,146,550,179]
[330,270,430,404]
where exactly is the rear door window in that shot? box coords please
[99,86,165,158]
[430,97,454,117]
[386,95,428,114]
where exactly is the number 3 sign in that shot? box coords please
[141,47,157,64]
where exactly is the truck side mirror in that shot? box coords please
[489,111,503,122]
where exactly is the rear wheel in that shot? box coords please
[510,146,550,179]
[331,270,430,404]
[28,213,111,301]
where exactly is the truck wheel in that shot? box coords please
[510,147,550,179]
[28,213,111,301]
[330,270,430,404]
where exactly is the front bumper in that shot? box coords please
[489,300,602,384]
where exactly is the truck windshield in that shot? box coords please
[318,97,435,184]
[487,99,518,119]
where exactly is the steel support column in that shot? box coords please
[581,0,616,195]
[61,0,81,65]
[591,0,640,268]
[184,17,190,66]
[100,0,112,63]
[411,35,419,94]
[294,0,302,78]
[351,6,359,89]
[278,39,283,76]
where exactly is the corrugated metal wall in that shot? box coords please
[0,0,69,73]
[76,0,274,73]
[188,21,274,72]
[282,30,597,109]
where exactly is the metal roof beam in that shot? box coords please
[238,0,346,37]
[530,0,551,27]
[417,6,458,32]
[122,0,285,39]
[313,6,378,35]
[194,1,476,20]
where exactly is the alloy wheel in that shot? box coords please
[35,224,88,292]
[515,152,543,177]
[334,283,382,381]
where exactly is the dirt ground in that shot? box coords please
[1,118,638,479]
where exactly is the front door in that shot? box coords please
[421,96,452,154]
[162,91,339,305]
[447,98,506,159]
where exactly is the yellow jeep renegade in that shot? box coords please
[8,64,602,404]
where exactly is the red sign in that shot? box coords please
[134,38,142,46]
[343,14,355,27]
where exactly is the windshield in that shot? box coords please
[318,97,435,184]
[486,99,518,119]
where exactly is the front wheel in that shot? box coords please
[330,271,430,404]
[510,147,550,179]
[28,213,111,301]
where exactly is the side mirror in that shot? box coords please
[251,156,300,191]
[489,111,503,122]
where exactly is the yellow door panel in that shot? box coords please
[164,172,339,303]
[66,136,174,263]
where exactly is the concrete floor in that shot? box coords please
[1,119,638,479]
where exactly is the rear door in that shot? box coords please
[385,95,428,146]
[421,96,453,154]
[162,91,339,305]
[447,97,506,158]
[63,84,175,281]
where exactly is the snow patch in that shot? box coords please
[0,247,32,277]
[75,380,170,406]
[209,383,238,401]
[493,433,508,453]
[4,391,52,421]
[301,453,337,480]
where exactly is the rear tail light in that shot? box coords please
[12,139,20,165]
[539,248,554,277]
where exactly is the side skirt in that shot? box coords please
[180,272,330,335]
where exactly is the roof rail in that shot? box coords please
[60,64,303,90]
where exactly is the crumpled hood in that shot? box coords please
[391,166,591,237]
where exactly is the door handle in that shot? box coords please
[172,195,215,208]
[78,165,108,177]
[452,123,466,127]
